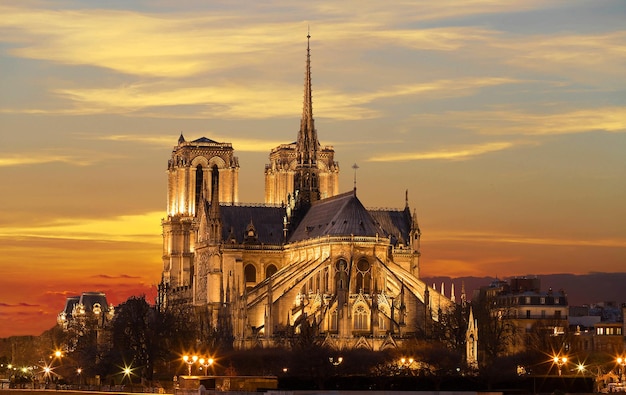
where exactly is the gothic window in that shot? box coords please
[195,165,204,215]
[355,259,371,294]
[265,264,277,279]
[363,272,371,293]
[211,164,219,201]
[378,307,389,331]
[244,264,256,283]
[356,273,363,293]
[324,270,329,292]
[353,305,369,331]
[330,309,338,332]
[335,259,348,292]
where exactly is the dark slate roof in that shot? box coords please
[192,137,219,144]
[219,205,287,245]
[369,208,412,246]
[289,191,385,242]
[62,296,80,316]
[78,292,109,313]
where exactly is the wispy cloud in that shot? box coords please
[91,134,286,152]
[428,230,626,248]
[0,211,163,243]
[444,107,626,136]
[0,154,95,167]
[38,77,519,119]
[368,141,523,162]
[93,274,141,279]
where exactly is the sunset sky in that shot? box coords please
[1,1,625,338]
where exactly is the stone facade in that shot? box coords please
[159,37,452,350]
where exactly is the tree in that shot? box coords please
[108,296,158,382]
[431,303,469,355]
[472,299,517,364]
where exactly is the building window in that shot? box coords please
[265,264,277,278]
[540,297,545,304]
[526,310,531,319]
[354,305,369,331]
[597,327,604,335]
[541,310,546,318]
[525,296,531,304]
[335,259,348,292]
[244,264,256,283]
[554,310,561,319]
[194,165,204,215]
[379,310,387,331]
[330,309,338,331]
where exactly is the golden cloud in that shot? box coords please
[438,107,626,135]
[427,230,626,248]
[0,211,163,243]
[367,141,521,162]
[0,154,96,167]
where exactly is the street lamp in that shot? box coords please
[329,357,343,366]
[198,357,213,375]
[183,355,198,376]
[123,366,133,392]
[553,356,567,376]
[76,368,82,389]
[400,357,414,375]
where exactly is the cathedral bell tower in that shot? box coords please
[264,34,339,206]
[161,134,238,304]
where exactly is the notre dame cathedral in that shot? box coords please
[158,36,453,350]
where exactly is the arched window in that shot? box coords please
[265,264,277,279]
[363,272,371,294]
[210,164,219,201]
[194,165,204,215]
[354,305,369,331]
[378,307,389,331]
[244,264,256,283]
[355,259,371,294]
[356,273,363,293]
[330,309,338,332]
[335,259,348,292]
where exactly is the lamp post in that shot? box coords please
[198,358,213,376]
[400,357,415,375]
[183,355,198,376]
[123,367,133,392]
[617,357,626,383]
[553,356,567,376]
[76,368,82,389]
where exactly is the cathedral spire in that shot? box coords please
[293,32,321,208]
[297,31,318,164]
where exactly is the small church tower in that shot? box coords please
[466,306,479,369]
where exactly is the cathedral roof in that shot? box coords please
[369,208,412,246]
[191,137,219,144]
[62,296,80,316]
[78,292,110,313]
[289,191,385,242]
[218,205,287,245]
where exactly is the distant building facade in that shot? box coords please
[475,277,569,355]
[57,292,114,351]
[158,36,453,350]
